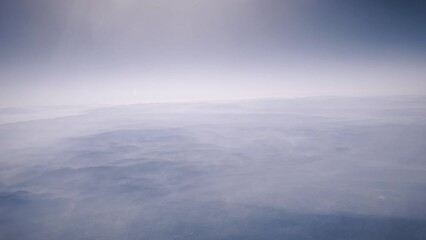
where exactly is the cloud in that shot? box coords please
[1,96,426,239]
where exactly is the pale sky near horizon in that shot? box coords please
[1,0,425,107]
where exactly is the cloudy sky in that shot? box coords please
[1,0,425,107]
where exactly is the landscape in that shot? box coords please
[1,96,426,239]
[1,1,425,239]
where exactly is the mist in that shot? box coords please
[1,0,425,106]
[1,1,426,239]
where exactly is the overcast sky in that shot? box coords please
[1,0,425,107]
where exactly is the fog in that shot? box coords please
[1,96,426,239]
[1,1,425,238]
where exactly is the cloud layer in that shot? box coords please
[1,96,426,239]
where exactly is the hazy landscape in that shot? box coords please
[1,1,425,238]
[1,96,426,239]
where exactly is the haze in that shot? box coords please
[0,0,425,106]
[1,1,426,239]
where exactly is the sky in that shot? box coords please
[0,0,425,107]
